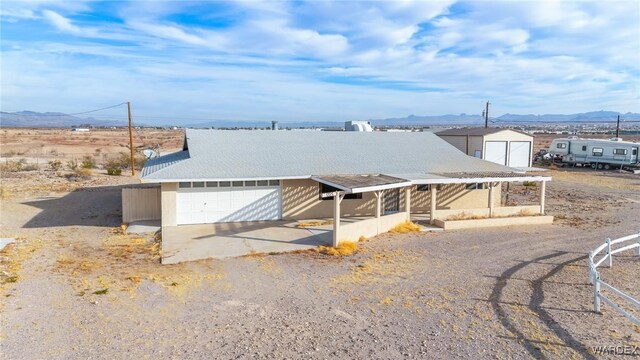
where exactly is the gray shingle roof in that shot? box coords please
[141,129,517,182]
[436,127,533,137]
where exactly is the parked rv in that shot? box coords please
[549,137,640,170]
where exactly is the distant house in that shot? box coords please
[71,128,90,132]
[129,129,550,262]
[436,128,534,168]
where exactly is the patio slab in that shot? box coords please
[161,220,333,264]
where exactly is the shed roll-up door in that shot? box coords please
[508,141,531,168]
[176,186,281,225]
[485,141,508,165]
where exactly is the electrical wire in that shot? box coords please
[1,102,127,117]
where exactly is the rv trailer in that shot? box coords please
[549,137,640,170]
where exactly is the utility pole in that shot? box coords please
[128,101,135,176]
[615,115,620,138]
[484,101,490,128]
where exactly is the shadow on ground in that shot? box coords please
[488,251,596,360]
[21,185,125,228]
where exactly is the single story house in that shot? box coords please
[131,129,550,260]
[436,128,534,168]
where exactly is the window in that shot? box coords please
[192,182,204,188]
[206,181,218,187]
[257,180,268,186]
[633,149,638,156]
[219,181,231,187]
[245,180,256,186]
[268,180,280,186]
[232,181,244,187]
[319,183,362,200]
[592,148,603,157]
[582,145,587,151]
[466,183,485,190]
[614,149,627,155]
[416,185,430,192]
[556,143,567,149]
[179,182,191,188]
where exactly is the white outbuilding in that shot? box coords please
[436,128,534,168]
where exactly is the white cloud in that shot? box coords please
[42,9,81,33]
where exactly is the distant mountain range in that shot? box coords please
[1,110,639,128]
[0,111,129,128]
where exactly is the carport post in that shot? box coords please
[332,193,345,247]
[430,185,437,225]
[540,180,546,215]
[488,182,495,217]
[404,187,411,221]
[374,191,382,234]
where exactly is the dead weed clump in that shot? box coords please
[389,220,422,233]
[318,241,358,256]
[297,219,334,228]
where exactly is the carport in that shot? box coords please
[311,174,412,247]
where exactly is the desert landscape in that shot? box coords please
[1,129,639,359]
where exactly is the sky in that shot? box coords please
[1,0,639,124]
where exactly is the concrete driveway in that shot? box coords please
[161,220,333,264]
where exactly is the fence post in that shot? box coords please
[588,251,594,284]
[594,273,601,313]
[606,238,612,268]
[636,232,640,256]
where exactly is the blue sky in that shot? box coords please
[1,0,639,124]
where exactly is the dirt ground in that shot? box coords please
[1,130,639,359]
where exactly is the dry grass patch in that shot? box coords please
[0,237,44,288]
[51,227,226,298]
[297,219,334,228]
[333,249,423,286]
[389,220,422,233]
[318,241,358,256]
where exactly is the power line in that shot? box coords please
[1,102,127,117]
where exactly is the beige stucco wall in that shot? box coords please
[161,182,177,227]
[282,179,377,220]
[282,180,501,219]
[161,180,506,226]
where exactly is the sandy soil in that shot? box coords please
[1,130,639,359]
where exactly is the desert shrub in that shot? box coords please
[523,181,537,187]
[49,159,63,171]
[80,156,94,169]
[0,159,25,172]
[74,168,93,178]
[318,241,358,256]
[67,159,78,171]
[107,168,122,176]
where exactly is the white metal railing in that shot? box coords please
[588,232,640,326]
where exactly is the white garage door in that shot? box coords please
[508,141,531,168]
[485,141,508,165]
[176,181,281,225]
